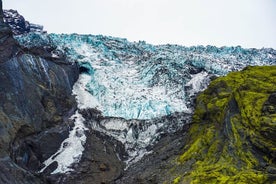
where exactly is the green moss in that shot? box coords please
[172,66,276,183]
[173,176,181,184]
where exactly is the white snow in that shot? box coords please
[103,119,129,131]
[39,73,96,175]
[72,74,102,110]
[39,111,88,174]
[185,71,209,97]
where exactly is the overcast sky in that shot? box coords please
[3,0,276,48]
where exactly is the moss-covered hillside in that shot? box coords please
[172,66,276,184]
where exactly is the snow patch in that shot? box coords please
[39,111,88,174]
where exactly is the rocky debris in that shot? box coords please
[80,106,191,166]
[263,92,276,115]
[3,9,45,35]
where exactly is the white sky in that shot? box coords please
[3,0,276,48]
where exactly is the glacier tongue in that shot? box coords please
[15,33,276,167]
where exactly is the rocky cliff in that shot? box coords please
[0,0,78,183]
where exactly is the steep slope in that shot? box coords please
[0,1,79,183]
[15,32,276,168]
[171,66,276,183]
[1,3,276,184]
[116,66,276,184]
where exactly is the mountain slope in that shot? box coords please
[172,66,276,183]
[1,3,276,184]
[115,66,276,184]
[14,32,276,169]
[0,1,79,183]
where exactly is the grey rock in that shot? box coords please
[0,0,79,183]
[3,9,45,35]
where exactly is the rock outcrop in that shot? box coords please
[170,66,276,183]
[0,2,125,183]
[0,1,19,63]
[3,9,45,35]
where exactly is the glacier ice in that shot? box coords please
[16,33,276,120]
[15,32,276,168]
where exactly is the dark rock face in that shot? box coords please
[0,54,78,157]
[0,2,19,63]
[3,9,45,35]
[0,46,79,182]
[0,158,46,184]
[0,0,79,183]
[11,125,70,172]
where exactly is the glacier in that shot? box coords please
[15,32,276,169]
[16,33,276,120]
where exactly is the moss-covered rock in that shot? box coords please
[174,66,276,183]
